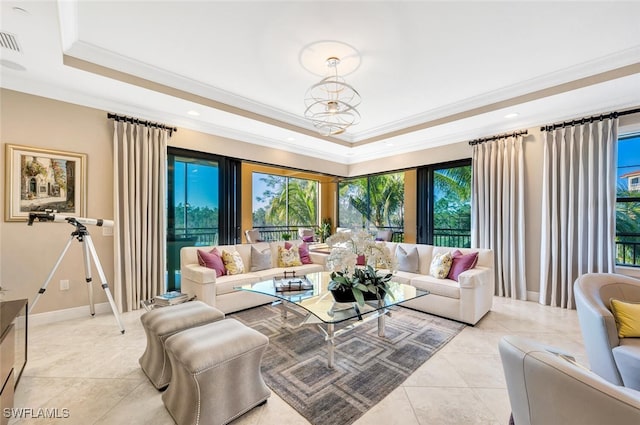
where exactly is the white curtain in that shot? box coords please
[113,121,169,312]
[539,118,618,309]
[471,135,527,299]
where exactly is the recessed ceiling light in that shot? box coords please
[187,110,200,116]
[286,137,295,142]
[385,142,395,147]
[504,112,519,119]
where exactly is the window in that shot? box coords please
[417,160,472,247]
[616,134,640,266]
[252,172,318,239]
[338,172,404,239]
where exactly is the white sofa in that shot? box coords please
[384,242,494,325]
[180,241,326,313]
[181,241,494,325]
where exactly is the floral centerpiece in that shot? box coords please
[325,230,397,305]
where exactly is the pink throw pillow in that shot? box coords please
[447,250,479,281]
[197,248,225,277]
[356,254,366,266]
[302,235,314,243]
[285,242,312,264]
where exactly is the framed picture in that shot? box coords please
[5,144,87,222]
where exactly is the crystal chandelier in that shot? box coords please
[304,57,361,136]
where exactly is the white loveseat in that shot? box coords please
[180,241,326,313]
[384,242,495,325]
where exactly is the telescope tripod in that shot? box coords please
[30,220,125,334]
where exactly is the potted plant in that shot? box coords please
[325,230,397,305]
[329,265,394,305]
[316,218,332,243]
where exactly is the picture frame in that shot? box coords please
[5,144,87,222]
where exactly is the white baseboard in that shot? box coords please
[526,291,540,302]
[29,302,113,327]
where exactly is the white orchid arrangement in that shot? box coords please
[325,230,397,274]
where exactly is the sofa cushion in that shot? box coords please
[250,246,272,272]
[215,273,261,295]
[285,241,312,264]
[448,250,479,281]
[610,299,640,338]
[410,275,461,299]
[278,245,303,267]
[430,251,453,279]
[396,245,419,273]
[221,249,245,275]
[197,248,225,277]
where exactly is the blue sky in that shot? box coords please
[618,135,640,187]
[173,161,219,209]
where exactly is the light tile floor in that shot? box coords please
[11,297,586,425]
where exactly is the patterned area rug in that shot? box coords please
[229,304,465,425]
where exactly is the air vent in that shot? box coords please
[0,31,21,52]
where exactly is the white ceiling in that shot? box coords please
[1,1,640,164]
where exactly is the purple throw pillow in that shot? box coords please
[447,249,479,281]
[302,235,314,243]
[356,254,366,266]
[197,248,225,277]
[285,241,313,264]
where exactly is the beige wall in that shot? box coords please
[1,89,115,313]
[2,89,638,312]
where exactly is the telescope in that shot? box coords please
[27,210,114,228]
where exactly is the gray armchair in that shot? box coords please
[574,273,640,390]
[499,335,640,425]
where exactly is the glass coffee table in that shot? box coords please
[236,272,429,368]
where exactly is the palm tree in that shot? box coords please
[341,173,405,229]
[258,175,318,226]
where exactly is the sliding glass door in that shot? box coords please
[167,153,219,290]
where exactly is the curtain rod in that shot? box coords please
[468,130,528,146]
[540,107,640,132]
[107,113,177,134]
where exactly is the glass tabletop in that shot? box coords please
[236,272,429,324]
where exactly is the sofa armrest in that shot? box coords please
[309,252,328,267]
[457,266,492,289]
[182,264,218,284]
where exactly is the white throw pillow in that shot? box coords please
[429,251,453,279]
[396,246,419,273]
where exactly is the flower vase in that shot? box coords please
[329,286,378,303]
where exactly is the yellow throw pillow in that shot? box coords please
[278,245,302,267]
[430,251,453,279]
[610,298,640,338]
[221,250,245,275]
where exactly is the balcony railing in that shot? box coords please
[254,225,405,243]
[253,225,319,242]
[433,228,471,248]
[171,227,219,246]
[616,233,640,266]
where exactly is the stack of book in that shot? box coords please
[154,291,189,306]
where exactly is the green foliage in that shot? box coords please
[254,174,318,226]
[174,203,219,229]
[328,265,394,306]
[339,173,404,229]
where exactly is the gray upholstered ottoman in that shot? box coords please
[162,318,271,425]
[139,301,225,389]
